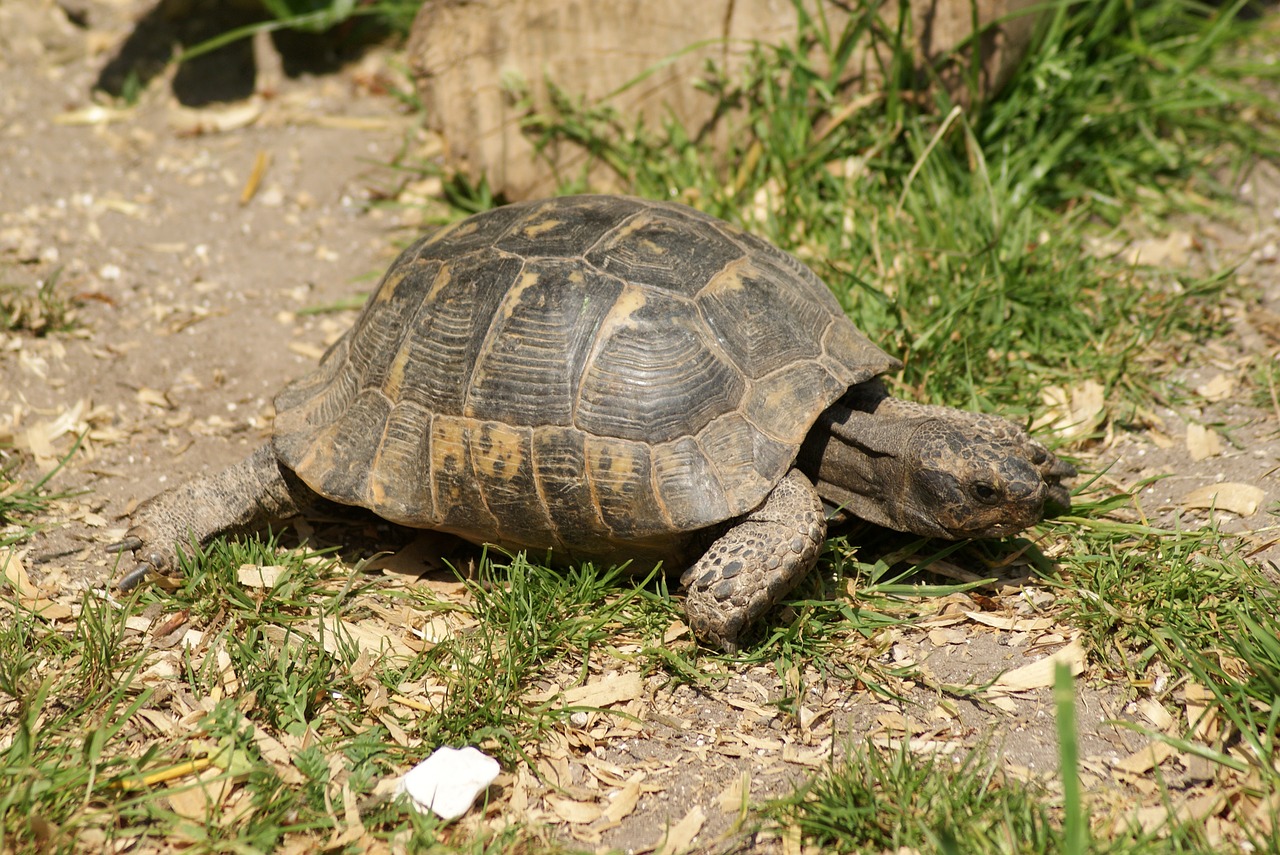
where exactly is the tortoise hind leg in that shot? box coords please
[680,470,827,652]
[111,443,311,590]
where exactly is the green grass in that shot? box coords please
[766,741,1062,853]
[11,0,1280,851]
[1,441,76,550]
[0,269,79,337]
[3,538,647,851]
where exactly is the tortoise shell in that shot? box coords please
[271,195,899,562]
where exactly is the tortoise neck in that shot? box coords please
[798,400,907,531]
[796,387,951,537]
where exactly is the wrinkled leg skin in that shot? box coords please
[110,443,306,590]
[680,470,827,652]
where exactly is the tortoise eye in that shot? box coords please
[973,482,1000,504]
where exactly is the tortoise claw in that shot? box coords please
[106,535,144,554]
[116,562,154,592]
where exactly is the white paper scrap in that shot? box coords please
[398,746,500,820]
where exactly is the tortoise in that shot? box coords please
[112,195,1074,651]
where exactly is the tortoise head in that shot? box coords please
[902,418,1076,539]
[803,400,1075,541]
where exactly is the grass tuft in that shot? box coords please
[766,741,1059,853]
[0,268,79,337]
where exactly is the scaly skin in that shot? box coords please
[680,470,827,652]
[110,444,308,589]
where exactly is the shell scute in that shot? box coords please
[574,284,746,444]
[583,205,747,296]
[463,260,618,427]
[492,195,646,258]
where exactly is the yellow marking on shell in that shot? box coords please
[609,283,647,325]
[510,268,541,300]
[372,266,409,304]
[587,439,641,487]
[383,339,411,402]
[437,218,479,242]
[755,386,807,443]
[573,283,647,425]
[425,261,454,301]
[481,267,540,334]
[429,417,468,505]
[292,442,329,486]
[696,255,752,298]
[431,417,466,461]
[464,268,539,416]
[473,421,525,480]
[608,213,668,257]
[520,216,563,238]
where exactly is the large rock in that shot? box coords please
[407,0,1040,200]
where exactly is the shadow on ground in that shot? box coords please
[93,0,392,105]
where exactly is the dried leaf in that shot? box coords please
[927,627,967,646]
[781,823,803,855]
[247,719,305,785]
[216,646,239,696]
[545,794,602,824]
[1181,483,1264,517]
[166,768,234,820]
[530,672,644,708]
[714,772,748,814]
[653,805,705,855]
[1033,381,1106,439]
[1137,698,1175,732]
[1185,423,1221,461]
[53,104,134,125]
[965,611,1057,633]
[238,564,287,589]
[367,532,460,579]
[240,150,270,205]
[1129,790,1225,834]
[1122,230,1195,267]
[1194,373,1235,403]
[988,696,1019,713]
[135,387,172,409]
[663,620,689,643]
[33,399,87,443]
[602,774,644,823]
[869,735,966,755]
[986,638,1087,695]
[5,597,74,620]
[1112,740,1178,774]
[1184,682,1220,742]
[282,616,417,660]
[296,114,400,131]
[0,548,37,599]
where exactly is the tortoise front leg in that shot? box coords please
[680,469,827,652]
[109,443,308,590]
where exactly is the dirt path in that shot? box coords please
[2,0,427,578]
[5,0,1280,850]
